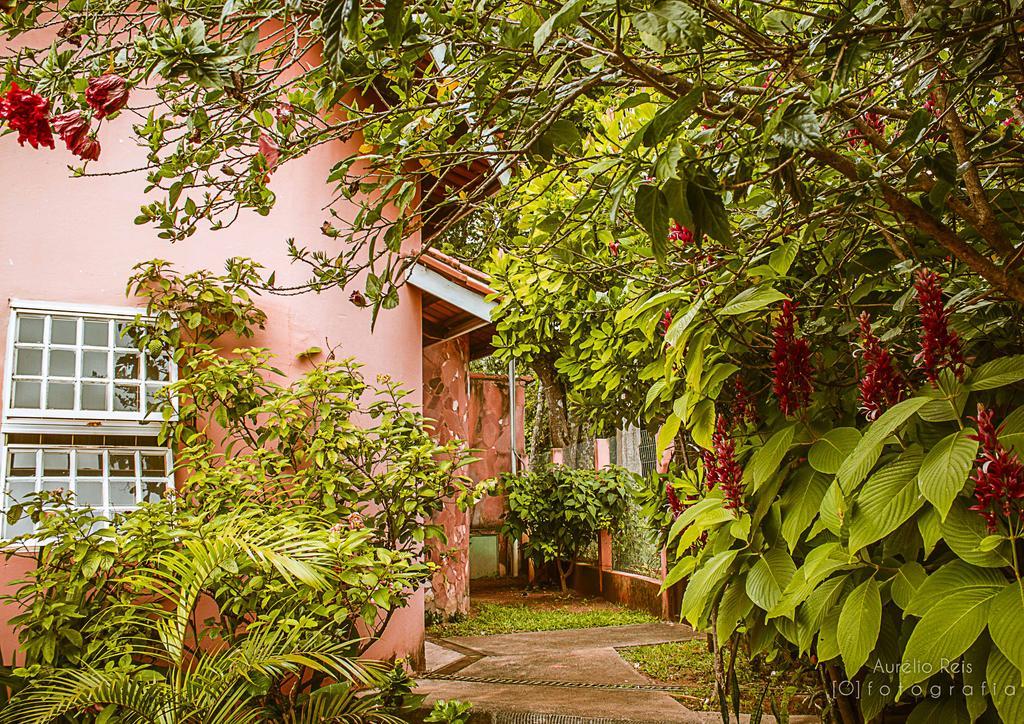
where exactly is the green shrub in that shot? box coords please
[500,465,633,591]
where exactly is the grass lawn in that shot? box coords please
[618,640,819,716]
[428,600,657,637]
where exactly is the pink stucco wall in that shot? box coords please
[0,84,427,663]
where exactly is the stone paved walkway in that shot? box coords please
[415,623,807,723]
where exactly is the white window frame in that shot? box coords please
[1,300,178,542]
[0,443,175,540]
[2,299,177,430]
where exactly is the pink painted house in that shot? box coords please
[0,86,519,665]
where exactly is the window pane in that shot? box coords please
[142,479,166,502]
[7,479,35,501]
[46,382,74,410]
[75,480,103,506]
[14,348,42,376]
[144,385,165,416]
[50,318,77,345]
[76,452,103,477]
[113,384,139,412]
[83,320,109,346]
[142,454,167,476]
[114,353,140,380]
[81,382,108,411]
[40,479,66,494]
[5,514,34,538]
[109,453,135,477]
[13,380,41,408]
[146,354,171,382]
[17,316,43,343]
[115,321,141,348]
[48,349,76,377]
[109,479,136,506]
[42,452,70,476]
[8,451,36,476]
[81,351,109,379]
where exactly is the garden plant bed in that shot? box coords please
[618,640,822,717]
[428,584,657,637]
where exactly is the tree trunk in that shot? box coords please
[556,558,574,593]
[531,355,586,468]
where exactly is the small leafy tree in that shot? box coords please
[500,466,633,593]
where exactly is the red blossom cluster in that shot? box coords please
[729,377,758,426]
[846,110,885,148]
[856,312,907,421]
[0,83,54,149]
[659,308,673,336]
[913,268,964,383]
[668,221,693,245]
[666,483,683,517]
[771,300,814,416]
[969,405,1024,532]
[608,239,620,257]
[702,415,745,510]
[85,74,129,118]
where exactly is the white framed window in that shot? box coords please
[4,302,174,421]
[2,301,177,540]
[1,436,173,538]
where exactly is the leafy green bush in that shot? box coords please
[500,465,633,592]
[0,260,478,722]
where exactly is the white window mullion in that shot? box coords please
[39,316,50,411]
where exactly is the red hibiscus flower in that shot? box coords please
[85,74,129,118]
[51,111,100,160]
[0,83,55,149]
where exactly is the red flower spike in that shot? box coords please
[771,300,814,416]
[85,75,129,118]
[730,377,758,426]
[659,308,673,336]
[608,239,620,257]
[969,405,1024,532]
[704,415,745,511]
[666,483,683,517]
[668,221,693,245]
[0,83,54,149]
[913,269,965,384]
[856,312,907,421]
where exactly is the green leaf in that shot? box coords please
[769,240,799,276]
[988,647,1024,722]
[780,469,829,551]
[969,355,1024,390]
[837,577,881,675]
[906,560,1005,618]
[717,580,754,643]
[900,582,1002,692]
[836,397,930,492]
[719,286,788,316]
[963,635,990,722]
[808,428,862,475]
[847,448,924,553]
[634,185,670,261]
[657,414,681,457]
[632,0,703,48]
[942,499,1014,568]
[745,548,796,612]
[533,0,585,53]
[680,549,738,626]
[770,102,822,150]
[642,88,703,147]
[890,562,927,611]
[988,582,1024,678]
[689,398,715,449]
[745,425,795,490]
[382,0,405,46]
[918,429,978,520]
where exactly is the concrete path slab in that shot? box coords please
[415,623,797,723]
